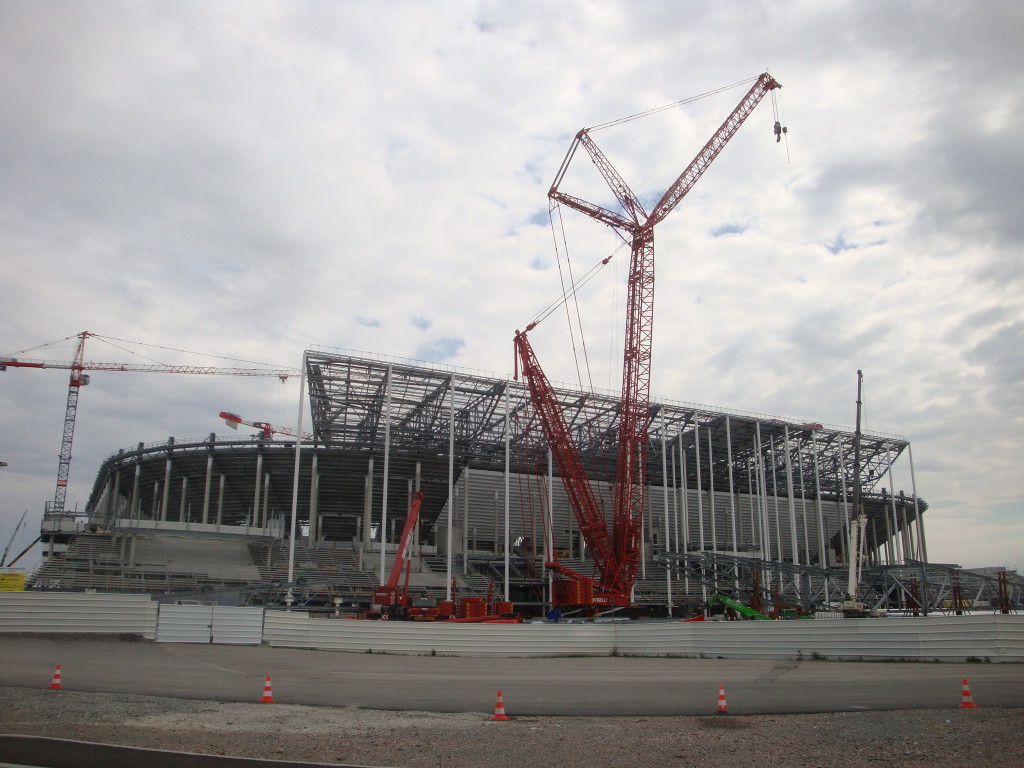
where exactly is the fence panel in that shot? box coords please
[156,604,213,643]
[0,592,157,638]
[211,607,264,645]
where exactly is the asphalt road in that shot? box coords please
[1,636,1021,716]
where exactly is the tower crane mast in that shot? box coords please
[517,73,782,605]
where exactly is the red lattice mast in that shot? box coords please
[519,73,781,603]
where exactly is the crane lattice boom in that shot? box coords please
[518,73,781,605]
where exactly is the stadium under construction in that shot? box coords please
[14,75,1023,620]
[25,347,1022,617]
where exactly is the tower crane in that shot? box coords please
[2,331,298,517]
[515,73,782,607]
[219,411,313,441]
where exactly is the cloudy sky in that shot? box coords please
[1,0,1020,573]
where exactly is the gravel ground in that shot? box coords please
[2,685,1022,768]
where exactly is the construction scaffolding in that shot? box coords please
[37,346,989,612]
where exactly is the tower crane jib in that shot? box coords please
[2,331,298,517]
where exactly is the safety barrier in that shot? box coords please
[2,594,1022,661]
[265,612,1024,661]
[0,592,157,639]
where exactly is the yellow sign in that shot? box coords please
[0,571,26,591]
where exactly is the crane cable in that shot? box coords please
[2,333,82,357]
[550,201,596,393]
[4,332,294,371]
[94,334,294,369]
[527,220,629,330]
[588,76,758,132]
[771,87,791,164]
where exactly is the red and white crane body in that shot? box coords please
[517,73,781,606]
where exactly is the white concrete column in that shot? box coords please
[161,455,172,523]
[706,427,716,553]
[694,425,706,603]
[913,444,929,565]
[287,351,308,586]
[307,451,319,547]
[796,440,810,565]
[503,379,511,601]
[130,447,142,520]
[380,363,393,586]
[201,454,213,525]
[463,466,471,572]
[414,461,422,551]
[361,457,374,569]
[783,426,800,567]
[661,415,672,615]
[725,415,737,558]
[216,475,225,527]
[811,431,827,567]
[252,450,263,529]
[446,374,455,601]
[180,477,188,523]
[262,473,270,530]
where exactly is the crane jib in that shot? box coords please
[517,73,781,606]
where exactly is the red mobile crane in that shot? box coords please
[2,331,297,517]
[515,73,782,607]
[372,491,425,614]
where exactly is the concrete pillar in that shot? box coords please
[160,454,172,523]
[130,444,143,520]
[307,451,319,547]
[908,444,927,562]
[783,426,800,567]
[262,473,271,530]
[179,477,188,523]
[202,453,213,525]
[363,456,375,554]
[380,363,393,587]
[725,415,737,557]
[217,475,225,527]
[253,450,264,529]
[706,427,716,554]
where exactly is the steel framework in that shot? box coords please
[63,349,951,609]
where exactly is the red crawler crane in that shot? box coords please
[515,73,782,607]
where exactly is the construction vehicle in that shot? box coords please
[514,73,783,608]
[707,592,771,620]
[370,491,425,618]
[367,493,520,623]
[838,371,884,618]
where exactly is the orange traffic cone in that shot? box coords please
[960,678,977,709]
[716,685,728,715]
[490,689,509,721]
[259,675,276,703]
[48,665,63,690]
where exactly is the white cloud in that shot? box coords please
[1,0,1021,573]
